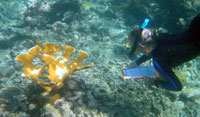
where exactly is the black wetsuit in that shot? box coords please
[135,14,200,91]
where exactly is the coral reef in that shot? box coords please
[15,42,94,105]
[0,0,199,116]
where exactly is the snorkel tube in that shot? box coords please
[129,18,150,57]
[141,18,150,29]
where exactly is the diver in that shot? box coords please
[125,14,200,91]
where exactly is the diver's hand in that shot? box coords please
[125,61,138,69]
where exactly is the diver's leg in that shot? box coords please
[153,60,183,91]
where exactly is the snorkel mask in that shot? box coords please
[126,18,150,57]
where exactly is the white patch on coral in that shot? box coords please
[59,59,68,64]
[43,54,48,57]
[55,67,69,80]
[30,69,41,75]
[22,68,41,77]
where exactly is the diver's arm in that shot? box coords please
[153,60,183,91]
[135,54,150,65]
[126,54,150,69]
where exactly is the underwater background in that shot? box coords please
[0,0,200,116]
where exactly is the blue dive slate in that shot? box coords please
[122,66,159,79]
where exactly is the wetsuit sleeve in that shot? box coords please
[153,60,182,91]
[135,54,150,65]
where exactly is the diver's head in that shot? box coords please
[140,28,153,44]
[126,25,155,56]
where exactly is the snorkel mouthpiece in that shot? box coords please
[129,18,150,57]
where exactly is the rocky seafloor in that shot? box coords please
[0,0,200,116]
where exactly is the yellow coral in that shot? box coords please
[16,43,94,105]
